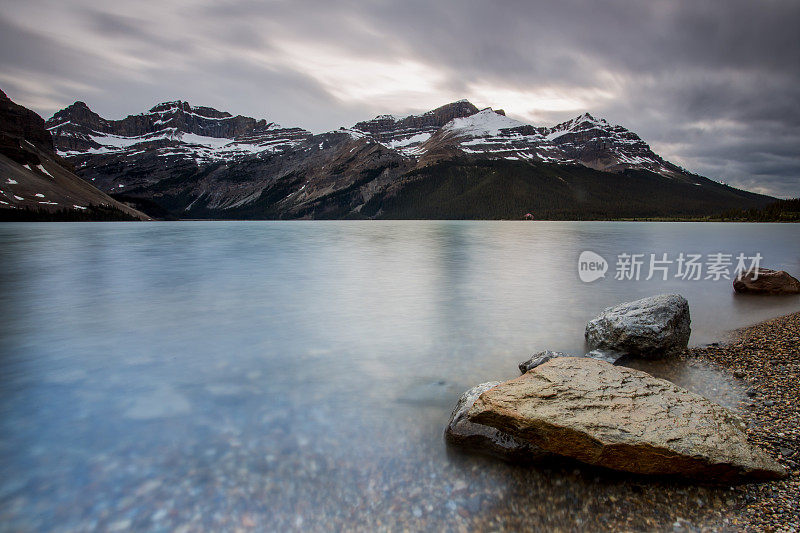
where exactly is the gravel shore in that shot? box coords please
[688,311,800,532]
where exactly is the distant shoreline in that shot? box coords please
[1,217,799,223]
[3,196,798,222]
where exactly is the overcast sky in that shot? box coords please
[1,0,798,197]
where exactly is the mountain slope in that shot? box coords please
[361,159,771,220]
[0,90,149,220]
[43,97,774,220]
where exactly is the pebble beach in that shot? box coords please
[688,311,800,531]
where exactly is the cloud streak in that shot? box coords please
[1,0,797,196]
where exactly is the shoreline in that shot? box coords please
[687,311,800,530]
[3,218,799,222]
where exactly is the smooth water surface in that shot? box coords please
[1,221,798,531]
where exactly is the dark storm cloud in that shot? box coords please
[1,0,797,196]
[0,15,102,81]
[81,9,193,53]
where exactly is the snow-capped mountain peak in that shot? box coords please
[350,100,480,155]
[46,100,311,163]
[35,95,771,220]
[46,98,681,186]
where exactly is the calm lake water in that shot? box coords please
[0,221,798,532]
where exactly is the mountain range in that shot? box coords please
[2,90,774,220]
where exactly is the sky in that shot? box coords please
[1,0,798,197]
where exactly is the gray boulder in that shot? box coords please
[469,357,785,481]
[445,382,549,462]
[585,294,691,358]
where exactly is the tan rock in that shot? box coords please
[733,267,800,295]
[468,357,785,481]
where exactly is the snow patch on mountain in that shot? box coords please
[445,109,527,136]
[36,164,54,178]
[382,132,432,155]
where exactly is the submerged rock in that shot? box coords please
[583,349,626,364]
[585,294,691,358]
[733,268,800,295]
[445,382,549,462]
[124,386,191,420]
[468,357,785,481]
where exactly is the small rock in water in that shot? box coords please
[519,349,621,374]
[124,386,191,420]
[518,351,569,373]
[206,384,246,397]
[583,349,625,364]
[453,479,468,492]
[108,519,132,532]
[733,267,800,295]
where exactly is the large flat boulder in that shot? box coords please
[585,294,690,358]
[445,382,549,462]
[733,267,800,295]
[468,357,785,481]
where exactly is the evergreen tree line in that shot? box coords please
[716,198,800,222]
[0,204,141,222]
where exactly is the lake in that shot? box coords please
[1,221,799,531]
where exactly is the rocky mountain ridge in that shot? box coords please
[48,100,311,162]
[36,96,773,220]
[47,98,677,174]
